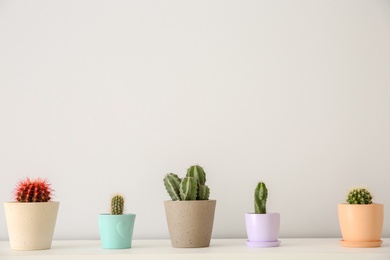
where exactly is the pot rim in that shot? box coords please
[4,201,60,204]
[246,212,280,215]
[99,213,136,216]
[164,199,216,203]
[338,203,383,206]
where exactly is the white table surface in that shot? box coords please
[1,239,389,260]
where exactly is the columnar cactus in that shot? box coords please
[179,177,197,200]
[111,194,124,215]
[254,182,268,214]
[186,165,206,185]
[163,173,181,201]
[346,188,373,204]
[163,165,210,201]
[197,184,210,200]
[14,177,53,202]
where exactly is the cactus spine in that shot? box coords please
[14,177,53,202]
[346,188,373,204]
[254,182,268,214]
[163,165,210,201]
[111,194,124,215]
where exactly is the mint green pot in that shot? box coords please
[98,214,136,249]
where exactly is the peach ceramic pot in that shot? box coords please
[164,200,216,248]
[338,203,384,248]
[4,202,60,250]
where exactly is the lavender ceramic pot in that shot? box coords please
[245,213,280,247]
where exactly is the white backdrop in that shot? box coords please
[1,0,389,240]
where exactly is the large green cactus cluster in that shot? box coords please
[346,188,373,204]
[164,165,210,201]
[254,182,268,214]
[111,194,124,215]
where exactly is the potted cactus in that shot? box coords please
[338,187,384,248]
[163,165,216,248]
[98,194,136,249]
[245,182,280,247]
[4,177,60,250]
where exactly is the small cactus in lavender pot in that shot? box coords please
[163,165,210,201]
[14,177,53,202]
[346,188,373,205]
[254,182,268,214]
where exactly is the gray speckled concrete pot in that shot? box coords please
[164,200,216,248]
[4,201,59,250]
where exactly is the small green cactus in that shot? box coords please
[346,188,373,204]
[197,184,210,200]
[163,165,210,201]
[111,194,124,215]
[254,182,268,214]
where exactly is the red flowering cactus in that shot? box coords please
[14,177,53,202]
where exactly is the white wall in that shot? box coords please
[1,0,389,240]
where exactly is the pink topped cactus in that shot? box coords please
[14,177,53,202]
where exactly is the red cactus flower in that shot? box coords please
[14,177,53,202]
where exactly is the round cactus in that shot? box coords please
[346,188,373,204]
[111,194,124,215]
[14,177,53,202]
[254,182,268,214]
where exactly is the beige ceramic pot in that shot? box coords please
[4,201,60,250]
[164,200,216,248]
[338,203,384,248]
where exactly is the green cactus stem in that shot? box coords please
[179,177,197,200]
[111,194,124,215]
[186,165,206,185]
[346,188,373,204]
[254,182,268,214]
[197,184,210,200]
[163,165,211,201]
[163,173,181,201]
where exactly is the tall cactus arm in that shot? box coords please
[164,173,181,201]
[180,177,197,200]
[186,165,206,185]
